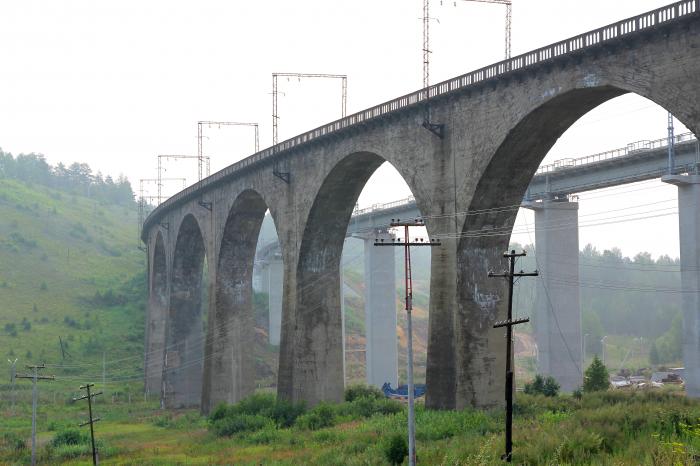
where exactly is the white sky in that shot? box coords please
[0,0,691,258]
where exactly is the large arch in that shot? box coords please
[163,214,207,408]
[201,190,271,413]
[287,151,424,406]
[145,231,167,395]
[456,84,699,409]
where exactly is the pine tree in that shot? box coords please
[649,341,660,366]
[583,355,609,392]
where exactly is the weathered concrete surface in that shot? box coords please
[201,190,265,413]
[524,199,582,392]
[663,174,700,397]
[143,10,700,410]
[162,214,207,408]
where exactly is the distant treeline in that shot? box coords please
[512,243,683,364]
[0,149,134,206]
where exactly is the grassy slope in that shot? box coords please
[0,178,144,372]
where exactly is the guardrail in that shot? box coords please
[352,195,416,217]
[142,0,699,239]
[536,132,698,175]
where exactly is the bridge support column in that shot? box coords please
[663,174,700,397]
[145,292,167,396]
[524,199,582,392]
[266,257,284,346]
[361,230,398,388]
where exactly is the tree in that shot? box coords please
[649,341,660,366]
[583,355,609,392]
[543,376,560,397]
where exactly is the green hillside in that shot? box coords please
[0,177,145,376]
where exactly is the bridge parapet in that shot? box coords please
[142,0,699,241]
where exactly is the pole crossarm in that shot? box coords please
[15,374,55,380]
[493,316,530,329]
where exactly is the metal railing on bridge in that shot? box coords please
[143,0,699,237]
[536,132,698,175]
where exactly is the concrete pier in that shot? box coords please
[266,256,283,346]
[524,199,582,392]
[663,174,700,397]
[362,230,398,388]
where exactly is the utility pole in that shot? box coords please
[422,0,512,137]
[74,383,102,465]
[157,154,208,203]
[7,358,17,413]
[102,351,106,388]
[15,364,55,466]
[488,250,537,463]
[271,72,347,146]
[375,218,440,466]
[198,121,259,180]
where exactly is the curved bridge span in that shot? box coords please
[142,1,700,413]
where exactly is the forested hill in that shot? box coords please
[0,164,144,378]
[0,149,134,206]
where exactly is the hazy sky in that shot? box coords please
[0,0,692,258]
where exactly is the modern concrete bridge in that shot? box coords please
[142,0,700,413]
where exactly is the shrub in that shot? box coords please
[341,396,403,419]
[210,414,271,437]
[383,433,408,465]
[50,429,88,447]
[345,384,384,402]
[209,393,305,428]
[1,432,26,452]
[296,403,336,430]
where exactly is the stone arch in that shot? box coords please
[202,189,274,413]
[163,214,208,408]
[289,151,422,406]
[145,231,168,394]
[455,84,699,408]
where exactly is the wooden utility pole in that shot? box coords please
[15,364,55,466]
[7,358,17,413]
[375,217,440,466]
[74,383,102,465]
[488,250,538,463]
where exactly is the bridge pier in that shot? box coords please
[145,235,168,396]
[524,198,582,392]
[260,255,284,346]
[663,174,700,397]
[360,230,398,388]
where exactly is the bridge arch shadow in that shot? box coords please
[202,189,278,413]
[163,213,208,408]
[291,151,424,405]
[456,85,698,407]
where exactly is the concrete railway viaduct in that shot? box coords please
[141,1,700,413]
